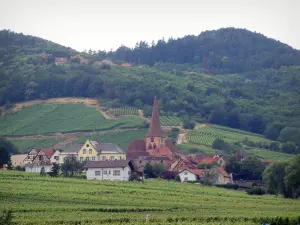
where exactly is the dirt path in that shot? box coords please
[138,109,149,122]
[5,128,139,140]
[177,133,187,144]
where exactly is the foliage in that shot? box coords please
[160,116,182,126]
[1,171,300,224]
[215,183,239,190]
[281,142,297,154]
[48,163,60,177]
[0,147,10,169]
[0,138,17,154]
[246,187,266,195]
[284,155,300,198]
[40,167,46,177]
[197,161,219,169]
[61,155,84,177]
[108,107,139,116]
[0,209,13,225]
[240,156,265,180]
[278,127,300,145]
[175,175,181,182]
[143,163,165,178]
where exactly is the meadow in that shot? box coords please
[0,171,300,225]
[0,104,144,136]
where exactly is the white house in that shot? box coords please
[84,160,132,181]
[24,164,52,173]
[50,149,61,164]
[177,169,204,182]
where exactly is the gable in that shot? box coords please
[79,140,98,155]
[28,148,38,155]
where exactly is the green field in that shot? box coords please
[0,171,300,225]
[188,125,271,146]
[244,147,294,161]
[8,138,66,153]
[76,129,147,150]
[108,107,139,116]
[160,116,182,126]
[0,104,144,136]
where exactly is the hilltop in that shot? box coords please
[0,28,300,150]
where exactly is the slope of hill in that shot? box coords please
[1,171,300,225]
[111,27,300,74]
[1,29,300,143]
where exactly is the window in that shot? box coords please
[104,170,107,175]
[95,171,101,176]
[102,156,106,161]
[110,156,115,161]
[86,157,90,161]
[86,144,89,147]
[109,170,111,174]
[148,144,152,149]
[151,137,154,142]
[54,156,59,160]
[153,143,156,149]
[161,160,163,163]
[128,171,131,175]
[80,157,83,161]
[89,149,92,154]
[92,157,96,161]
[184,177,188,182]
[119,156,122,160]
[83,149,86,154]
[39,155,43,160]
[113,170,120,176]
[184,172,188,175]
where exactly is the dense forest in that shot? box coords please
[0,29,300,147]
[109,28,300,74]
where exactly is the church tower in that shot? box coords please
[145,97,165,152]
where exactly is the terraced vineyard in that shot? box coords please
[0,104,144,136]
[108,107,139,116]
[160,116,182,126]
[1,171,300,225]
[187,125,271,146]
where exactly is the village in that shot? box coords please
[9,97,239,185]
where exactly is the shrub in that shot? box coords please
[175,175,181,182]
[0,209,13,225]
[216,184,239,190]
[246,186,266,195]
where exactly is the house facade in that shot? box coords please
[11,154,27,167]
[177,169,204,182]
[84,160,131,181]
[23,148,38,164]
[25,164,52,173]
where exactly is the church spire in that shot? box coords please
[148,96,164,137]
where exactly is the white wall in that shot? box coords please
[50,150,60,164]
[178,170,197,182]
[86,166,131,181]
[25,165,52,173]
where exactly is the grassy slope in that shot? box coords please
[1,171,300,225]
[0,104,144,136]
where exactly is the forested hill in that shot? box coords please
[0,29,300,145]
[109,28,300,74]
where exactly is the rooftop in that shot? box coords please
[84,160,130,168]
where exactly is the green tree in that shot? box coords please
[269,142,280,151]
[264,123,284,140]
[48,163,60,177]
[285,154,300,198]
[40,167,46,177]
[61,155,84,177]
[0,147,10,169]
[281,142,296,154]
[0,209,13,225]
[240,157,264,180]
[225,157,242,175]
[263,161,288,195]
[143,163,154,178]
[152,163,165,178]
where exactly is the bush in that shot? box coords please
[0,209,13,225]
[216,184,239,190]
[246,186,266,195]
[175,175,181,182]
[14,165,25,171]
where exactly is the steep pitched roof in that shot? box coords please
[127,139,148,159]
[101,143,124,153]
[148,97,164,137]
[61,144,82,154]
[40,149,56,158]
[215,166,230,177]
[84,160,130,168]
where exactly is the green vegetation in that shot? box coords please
[108,107,139,116]
[243,147,294,161]
[187,125,270,146]
[8,138,65,153]
[76,129,147,150]
[1,29,300,141]
[160,116,181,126]
[1,171,300,225]
[0,104,144,136]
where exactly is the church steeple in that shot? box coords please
[148,96,164,137]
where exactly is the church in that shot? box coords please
[127,97,232,184]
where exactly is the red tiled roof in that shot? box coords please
[197,157,218,164]
[189,168,205,176]
[127,139,148,160]
[38,148,55,158]
[216,166,230,177]
[148,97,164,137]
[55,57,67,63]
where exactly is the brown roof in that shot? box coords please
[127,139,148,160]
[61,144,82,154]
[36,148,55,158]
[215,166,230,177]
[84,160,130,168]
[148,97,164,137]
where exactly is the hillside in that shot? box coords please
[1,29,300,146]
[1,171,300,225]
[110,28,300,74]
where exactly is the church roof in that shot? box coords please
[148,97,164,137]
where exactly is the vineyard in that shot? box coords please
[0,104,144,136]
[1,171,300,225]
[187,126,271,146]
[160,116,182,126]
[108,107,139,116]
